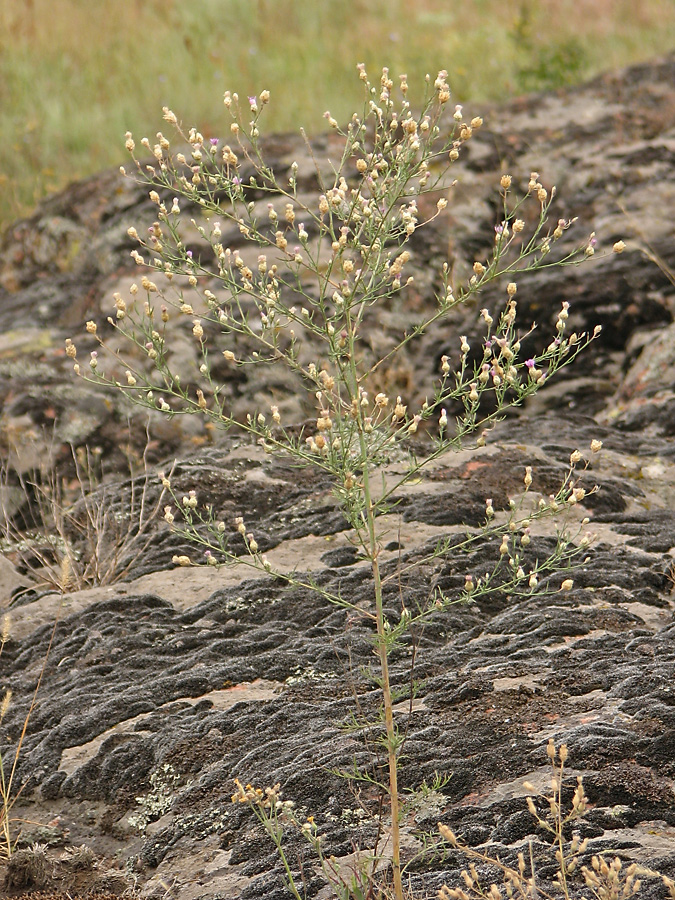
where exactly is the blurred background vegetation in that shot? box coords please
[1,0,674,233]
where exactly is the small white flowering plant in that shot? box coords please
[69,66,610,899]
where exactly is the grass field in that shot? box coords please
[1,0,674,233]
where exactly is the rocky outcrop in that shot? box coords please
[1,54,675,899]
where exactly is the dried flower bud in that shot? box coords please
[141,276,158,293]
[172,555,192,566]
[408,415,421,434]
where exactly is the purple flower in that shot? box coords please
[186,250,193,259]
[249,96,257,108]
[525,358,535,369]
[210,137,219,146]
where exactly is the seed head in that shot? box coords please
[0,691,11,721]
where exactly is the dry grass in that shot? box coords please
[1,0,674,233]
[0,440,170,593]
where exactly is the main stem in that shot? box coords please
[345,289,403,899]
[360,457,403,900]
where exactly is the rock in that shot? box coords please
[1,53,675,899]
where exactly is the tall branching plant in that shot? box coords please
[68,66,621,898]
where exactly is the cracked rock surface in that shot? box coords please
[1,54,675,899]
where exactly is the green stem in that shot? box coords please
[343,276,403,898]
[360,446,403,900]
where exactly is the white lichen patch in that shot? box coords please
[285,665,338,685]
[128,763,185,833]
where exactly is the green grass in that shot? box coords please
[1,0,674,233]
